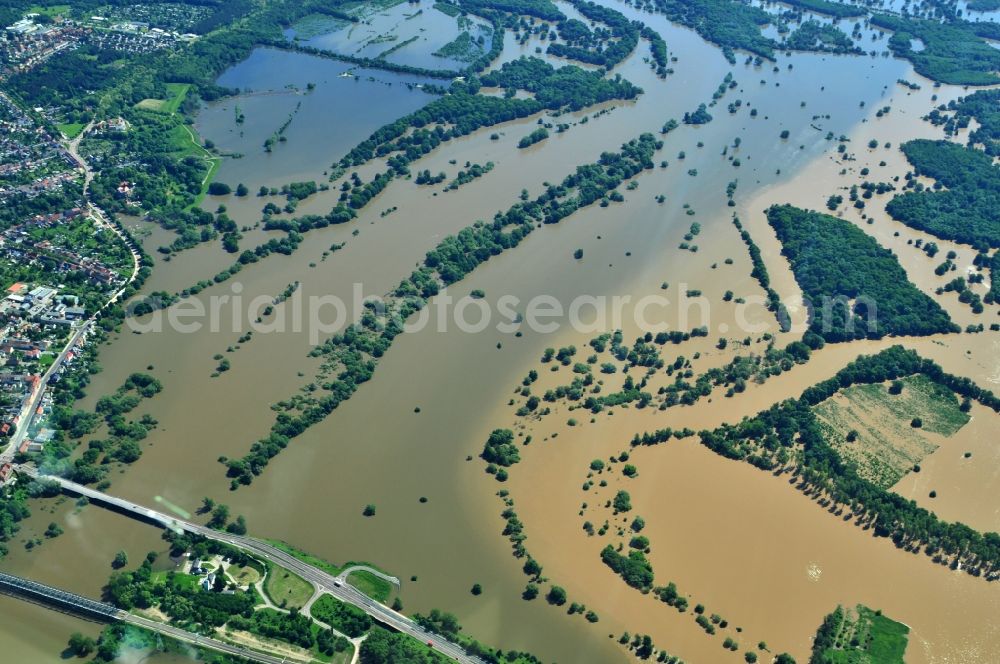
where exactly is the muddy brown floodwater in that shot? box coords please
[502,334,1000,663]
[3,1,998,662]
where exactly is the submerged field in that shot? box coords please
[814,374,970,487]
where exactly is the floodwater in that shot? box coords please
[893,400,1000,534]
[194,47,437,187]
[284,3,494,72]
[2,1,998,662]
[502,333,1000,663]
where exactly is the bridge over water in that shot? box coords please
[0,571,296,663]
[16,466,483,664]
[0,571,122,621]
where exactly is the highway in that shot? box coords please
[0,571,297,664]
[18,467,485,664]
[4,106,478,662]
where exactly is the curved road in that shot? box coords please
[65,120,143,313]
[9,115,479,663]
[0,571,297,664]
[19,468,484,664]
[335,565,400,587]
[0,120,142,468]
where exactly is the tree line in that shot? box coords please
[223,134,661,486]
[927,88,1000,157]
[338,58,642,169]
[699,345,1000,578]
[732,216,791,332]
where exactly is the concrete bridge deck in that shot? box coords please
[17,467,484,664]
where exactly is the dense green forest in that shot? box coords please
[699,345,1000,578]
[885,139,1000,248]
[459,0,564,21]
[871,14,1000,85]
[927,89,1000,157]
[360,628,448,663]
[989,252,1000,304]
[648,0,775,60]
[601,544,654,590]
[518,127,549,148]
[766,205,956,341]
[783,21,861,54]
[546,0,640,68]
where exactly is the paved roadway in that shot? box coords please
[0,115,142,469]
[0,571,297,664]
[18,468,484,664]
[122,613,302,664]
[0,323,91,467]
[335,564,400,588]
[65,118,143,313]
[7,106,479,663]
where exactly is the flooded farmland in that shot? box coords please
[2,1,998,662]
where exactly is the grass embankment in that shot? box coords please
[134,82,220,208]
[167,123,220,208]
[266,540,342,575]
[263,563,314,610]
[266,539,393,578]
[228,560,264,586]
[264,540,397,602]
[347,570,393,602]
[813,374,970,487]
